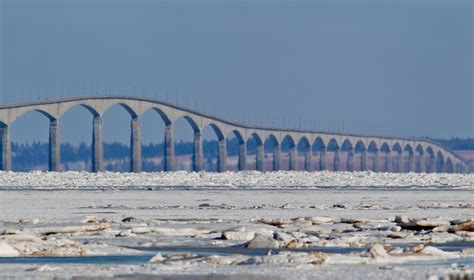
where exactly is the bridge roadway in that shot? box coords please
[0,96,467,173]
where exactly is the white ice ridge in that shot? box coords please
[0,171,472,189]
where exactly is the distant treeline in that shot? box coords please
[11,140,255,171]
[10,137,473,171]
[427,137,474,151]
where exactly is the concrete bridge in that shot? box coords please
[0,96,467,173]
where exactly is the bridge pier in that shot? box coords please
[417,154,426,173]
[130,117,142,173]
[385,152,392,172]
[92,115,104,172]
[164,123,174,172]
[397,152,404,173]
[360,150,367,171]
[238,142,246,171]
[218,138,227,172]
[333,149,340,171]
[289,145,297,171]
[304,146,312,171]
[0,124,11,171]
[407,153,415,172]
[256,144,264,171]
[429,155,436,173]
[373,150,380,172]
[273,145,281,171]
[346,149,354,171]
[49,119,61,172]
[436,156,444,173]
[444,163,452,173]
[193,131,203,172]
[319,148,326,171]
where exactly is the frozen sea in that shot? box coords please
[0,171,473,279]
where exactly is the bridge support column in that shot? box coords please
[373,150,380,172]
[304,146,312,172]
[436,156,444,173]
[417,154,426,173]
[385,152,392,172]
[0,124,11,171]
[238,142,246,171]
[256,144,264,171]
[92,115,104,172]
[360,150,367,171]
[397,152,404,173]
[130,117,142,173]
[218,138,226,172]
[444,162,452,173]
[164,123,174,172]
[289,145,297,171]
[319,149,326,171]
[49,119,61,172]
[193,131,203,172]
[407,153,415,172]
[428,156,436,173]
[333,149,340,171]
[346,149,354,171]
[455,164,464,174]
[273,145,281,171]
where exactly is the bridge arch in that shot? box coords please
[312,137,326,171]
[392,143,402,153]
[207,123,225,140]
[224,130,242,171]
[327,138,340,171]
[403,144,415,172]
[355,141,366,151]
[367,141,379,172]
[14,109,57,122]
[201,123,226,172]
[404,144,414,155]
[380,143,393,172]
[170,116,202,172]
[341,139,354,171]
[380,142,391,152]
[244,132,264,171]
[415,144,426,173]
[59,104,99,171]
[281,135,296,171]
[391,143,403,173]
[170,115,203,172]
[142,107,171,126]
[264,134,280,171]
[9,110,53,171]
[102,104,139,172]
[354,140,367,171]
[312,137,326,151]
[105,103,138,119]
[297,136,312,171]
[61,104,100,118]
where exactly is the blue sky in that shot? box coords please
[1,0,472,144]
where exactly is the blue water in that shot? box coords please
[0,254,154,265]
[127,245,365,255]
[0,243,473,266]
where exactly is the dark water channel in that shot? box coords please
[0,242,473,266]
